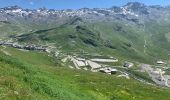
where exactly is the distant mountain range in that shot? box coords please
[0,2,170,24]
[1,2,170,63]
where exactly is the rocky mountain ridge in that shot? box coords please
[0,2,170,24]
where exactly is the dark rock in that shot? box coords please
[83,39,98,47]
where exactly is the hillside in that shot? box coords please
[1,2,170,100]
[15,19,170,64]
[0,2,169,63]
[0,47,170,100]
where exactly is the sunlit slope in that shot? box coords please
[16,20,170,64]
[0,47,170,100]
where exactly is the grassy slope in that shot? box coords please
[0,20,63,39]
[1,46,170,100]
[16,20,170,64]
[1,17,170,64]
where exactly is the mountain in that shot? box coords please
[0,2,168,63]
[0,2,170,63]
[1,2,170,100]
[1,2,170,63]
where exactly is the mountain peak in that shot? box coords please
[125,2,145,8]
[38,7,47,11]
[123,2,149,15]
[4,5,22,10]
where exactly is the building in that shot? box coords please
[157,61,165,64]
[86,60,102,70]
[90,58,118,63]
[123,62,134,68]
[99,67,117,74]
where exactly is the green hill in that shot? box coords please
[14,20,170,64]
[0,46,170,100]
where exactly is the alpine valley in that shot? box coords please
[1,2,170,100]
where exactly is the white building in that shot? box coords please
[157,61,165,64]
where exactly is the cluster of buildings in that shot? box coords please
[61,55,137,77]
[149,68,170,87]
[0,41,47,52]
[62,56,119,74]
[140,63,170,87]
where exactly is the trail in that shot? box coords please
[144,38,147,54]
[124,70,154,86]
[0,46,11,56]
[143,22,147,54]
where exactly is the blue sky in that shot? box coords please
[0,0,169,9]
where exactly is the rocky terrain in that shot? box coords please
[0,2,170,23]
